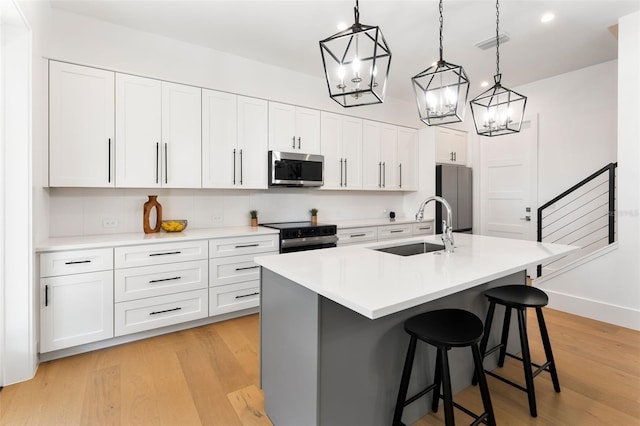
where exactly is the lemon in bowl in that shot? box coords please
[161,220,188,232]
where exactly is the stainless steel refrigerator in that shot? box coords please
[435,164,472,233]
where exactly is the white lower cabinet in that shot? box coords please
[377,223,413,240]
[413,221,435,235]
[337,226,378,246]
[115,289,208,336]
[209,281,260,316]
[40,249,114,353]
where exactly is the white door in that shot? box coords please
[320,112,343,189]
[202,89,237,188]
[380,124,397,190]
[115,73,162,188]
[49,61,115,187]
[341,116,363,189]
[268,102,296,152]
[295,106,320,154]
[237,96,268,189]
[397,127,418,191]
[362,120,382,190]
[480,115,538,241]
[161,82,202,188]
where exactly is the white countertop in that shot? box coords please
[255,233,578,320]
[334,217,434,229]
[36,226,279,252]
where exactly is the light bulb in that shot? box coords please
[352,57,361,74]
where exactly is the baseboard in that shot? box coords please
[544,289,640,331]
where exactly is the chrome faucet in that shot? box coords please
[416,196,455,253]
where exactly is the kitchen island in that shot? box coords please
[255,233,577,426]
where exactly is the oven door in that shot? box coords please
[280,235,338,253]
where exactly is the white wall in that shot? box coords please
[536,11,640,330]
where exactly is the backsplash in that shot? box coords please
[48,187,409,237]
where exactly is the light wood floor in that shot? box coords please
[1,309,638,425]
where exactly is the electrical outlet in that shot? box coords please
[102,218,118,228]
[211,214,223,223]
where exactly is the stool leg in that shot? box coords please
[536,307,561,393]
[439,348,455,426]
[472,301,496,386]
[431,349,443,413]
[472,343,496,426]
[517,309,537,417]
[393,335,418,426]
[498,306,512,367]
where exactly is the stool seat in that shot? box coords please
[406,309,484,348]
[484,285,548,308]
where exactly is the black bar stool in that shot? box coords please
[473,285,560,417]
[393,309,496,426]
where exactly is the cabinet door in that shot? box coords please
[320,112,343,189]
[237,96,268,189]
[268,102,296,152]
[40,271,114,352]
[397,127,418,191]
[161,82,202,188]
[202,89,237,188]
[362,120,382,190]
[115,73,162,188]
[295,106,321,154]
[380,124,397,190]
[342,116,363,189]
[435,127,467,165]
[49,61,115,187]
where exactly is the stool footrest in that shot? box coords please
[403,383,438,407]
[483,343,505,358]
[504,353,553,378]
[450,399,490,425]
[485,370,528,393]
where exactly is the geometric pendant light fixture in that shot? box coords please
[411,0,470,126]
[319,0,392,107]
[470,0,527,136]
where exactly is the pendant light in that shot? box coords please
[411,0,469,126]
[319,0,391,107]
[470,0,527,137]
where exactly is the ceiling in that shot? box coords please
[49,0,640,102]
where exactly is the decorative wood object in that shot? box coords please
[250,210,258,227]
[143,195,162,234]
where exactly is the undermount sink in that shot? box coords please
[373,242,444,256]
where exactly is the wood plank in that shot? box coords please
[227,385,272,426]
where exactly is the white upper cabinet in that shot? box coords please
[320,112,363,190]
[203,90,267,189]
[435,127,467,165]
[268,102,320,154]
[396,127,418,191]
[362,120,397,190]
[49,61,115,187]
[115,75,201,188]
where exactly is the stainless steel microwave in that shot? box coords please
[268,151,324,187]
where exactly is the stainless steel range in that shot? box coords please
[261,221,338,253]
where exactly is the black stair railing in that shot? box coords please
[537,162,617,277]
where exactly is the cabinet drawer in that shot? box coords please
[210,254,261,287]
[377,224,413,240]
[40,248,113,277]
[337,227,377,246]
[209,281,260,316]
[115,240,207,268]
[413,221,434,235]
[209,234,278,258]
[114,289,208,336]
[115,260,207,302]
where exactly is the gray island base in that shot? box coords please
[260,268,524,426]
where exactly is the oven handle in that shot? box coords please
[280,235,339,249]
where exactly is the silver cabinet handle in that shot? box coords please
[390,229,404,233]
[350,233,366,238]
[344,158,348,187]
[399,163,402,188]
[235,243,259,248]
[150,307,181,316]
[232,149,236,185]
[235,292,259,299]
[292,136,296,149]
[149,251,181,257]
[164,143,168,184]
[382,162,386,188]
[239,149,243,185]
[45,285,49,306]
[108,138,112,183]
[340,159,344,187]
[297,137,301,149]
[149,276,181,284]
[378,162,382,188]
[235,265,260,271]
[156,142,160,184]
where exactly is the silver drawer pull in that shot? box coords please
[64,260,91,265]
[235,244,259,248]
[350,233,366,238]
[149,251,181,257]
[149,276,181,284]
[149,307,182,315]
[235,265,260,271]
[390,230,404,233]
[418,227,431,230]
[235,292,259,299]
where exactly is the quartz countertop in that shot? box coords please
[36,226,279,252]
[255,233,578,320]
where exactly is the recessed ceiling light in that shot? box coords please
[541,13,555,23]
[480,81,489,88]
[337,22,348,31]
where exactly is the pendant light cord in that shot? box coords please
[354,0,360,26]
[439,0,444,62]
[495,0,500,76]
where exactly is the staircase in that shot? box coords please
[537,163,617,277]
